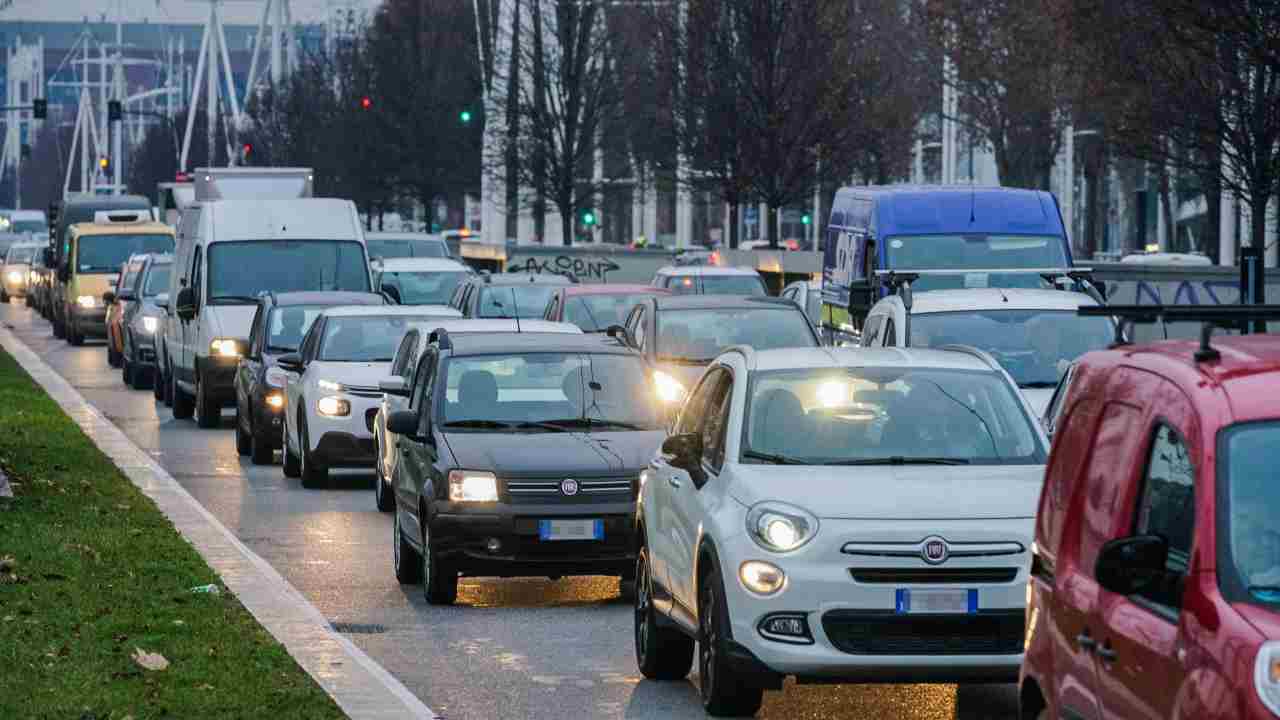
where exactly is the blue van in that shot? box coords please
[821,185,1073,318]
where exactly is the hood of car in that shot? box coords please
[1235,603,1280,640]
[727,463,1044,520]
[1020,387,1055,416]
[306,360,391,389]
[443,430,665,475]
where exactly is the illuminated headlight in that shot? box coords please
[7,271,23,283]
[318,379,344,392]
[1257,641,1280,717]
[140,316,159,334]
[265,367,289,388]
[652,370,687,404]
[739,560,786,595]
[317,396,350,417]
[265,392,284,409]
[210,338,242,358]
[76,295,96,308]
[448,470,499,503]
[746,501,819,553]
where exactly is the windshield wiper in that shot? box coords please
[742,449,810,465]
[209,295,260,304]
[266,345,297,353]
[824,456,971,466]
[441,419,516,430]
[532,418,652,431]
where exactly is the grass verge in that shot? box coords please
[0,346,345,719]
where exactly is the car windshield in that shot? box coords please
[441,352,661,430]
[379,270,467,305]
[910,310,1114,386]
[207,240,370,304]
[76,234,174,273]
[666,273,766,295]
[267,305,325,352]
[143,265,171,296]
[564,293,655,331]
[885,234,1070,291]
[13,221,47,234]
[1220,421,1280,608]
[478,285,558,319]
[656,308,816,363]
[318,315,413,362]
[6,246,35,263]
[742,367,1045,465]
[367,238,448,259]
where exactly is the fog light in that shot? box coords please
[739,560,786,595]
[317,396,350,417]
[266,392,284,409]
[758,613,813,644]
[486,537,502,553]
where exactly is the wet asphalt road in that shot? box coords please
[0,299,1019,720]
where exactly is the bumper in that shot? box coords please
[252,388,287,448]
[719,517,1031,683]
[312,431,376,467]
[307,393,381,463]
[432,499,637,578]
[3,280,27,297]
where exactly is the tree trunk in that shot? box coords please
[766,204,779,248]
[728,200,740,249]
[1248,189,1268,256]
[1156,164,1175,251]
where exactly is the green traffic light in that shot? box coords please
[801,214,812,225]
[583,211,596,226]
[460,110,472,124]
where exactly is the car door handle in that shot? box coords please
[1096,641,1117,663]
[667,476,681,489]
[1076,632,1096,652]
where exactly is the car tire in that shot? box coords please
[171,369,194,419]
[249,413,274,465]
[122,358,133,387]
[195,368,220,429]
[67,316,83,346]
[698,550,764,717]
[1,289,8,303]
[282,419,301,478]
[634,547,693,681]
[52,313,64,338]
[235,406,251,456]
[153,363,166,401]
[374,448,395,513]
[422,517,457,605]
[393,509,423,584]
[108,342,122,368]
[299,414,327,489]
[24,293,31,308]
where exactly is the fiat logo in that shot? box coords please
[921,536,949,565]
[560,479,579,496]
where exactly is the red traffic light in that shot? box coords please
[360,96,372,110]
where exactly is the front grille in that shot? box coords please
[850,568,1019,584]
[345,384,382,398]
[822,610,1024,656]
[506,479,633,495]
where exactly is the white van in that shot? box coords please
[163,197,372,427]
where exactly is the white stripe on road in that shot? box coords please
[0,324,438,720]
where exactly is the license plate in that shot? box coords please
[538,519,604,541]
[895,588,976,614]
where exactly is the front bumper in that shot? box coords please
[252,387,287,448]
[432,499,637,578]
[3,279,26,297]
[718,517,1032,683]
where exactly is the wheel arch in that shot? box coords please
[1019,675,1047,720]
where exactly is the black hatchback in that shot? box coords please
[385,331,664,605]
[234,291,386,464]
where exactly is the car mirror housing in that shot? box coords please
[1095,534,1169,596]
[175,286,196,320]
[662,432,702,468]
[387,410,419,437]
[276,354,304,373]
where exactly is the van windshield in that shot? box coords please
[207,240,369,304]
[368,238,449,259]
[77,234,175,273]
[884,234,1069,291]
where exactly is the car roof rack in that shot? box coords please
[1079,304,1280,362]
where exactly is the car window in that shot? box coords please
[676,368,726,437]
[208,240,370,302]
[1132,423,1196,612]
[267,305,325,353]
[391,332,420,376]
[1042,364,1076,435]
[699,275,767,295]
[1219,421,1280,609]
[143,264,171,296]
[884,318,897,346]
[656,307,816,362]
[701,373,733,473]
[249,304,266,356]
[477,284,559,319]
[564,294,658,332]
[413,351,437,435]
[862,315,884,346]
[319,315,414,362]
[76,234,174,273]
[632,306,648,352]
[378,270,467,305]
[544,293,560,320]
[190,246,203,307]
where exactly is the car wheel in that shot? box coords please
[1,289,8,303]
[299,414,327,489]
[393,509,423,584]
[249,412,274,465]
[108,341,122,368]
[52,309,65,338]
[234,405,251,456]
[171,368,194,419]
[374,445,395,513]
[422,517,457,605]
[195,368,220,428]
[698,551,764,717]
[282,418,301,478]
[67,316,83,346]
[24,293,31,307]
[153,362,166,401]
[634,547,693,681]
[122,358,133,387]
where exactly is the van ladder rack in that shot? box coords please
[1079,305,1280,362]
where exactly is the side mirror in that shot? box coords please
[276,353,304,374]
[662,432,702,470]
[102,291,117,305]
[386,409,419,437]
[379,377,410,397]
[605,324,632,346]
[175,286,196,321]
[1095,534,1169,596]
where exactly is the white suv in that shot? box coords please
[633,345,1048,716]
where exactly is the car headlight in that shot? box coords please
[76,295,96,308]
[746,501,819,553]
[265,392,284,409]
[7,271,23,283]
[265,366,290,388]
[448,470,499,502]
[140,316,159,334]
[739,560,786,595]
[652,370,687,404]
[317,396,350,417]
[1257,641,1280,717]
[210,338,242,358]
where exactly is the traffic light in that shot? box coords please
[581,210,596,226]
[459,110,472,124]
[360,96,372,110]
[98,156,110,171]
[32,98,47,120]
[801,213,812,226]
[241,143,252,162]
[108,100,122,122]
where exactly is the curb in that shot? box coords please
[0,324,438,720]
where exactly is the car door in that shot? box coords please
[1093,388,1199,720]
[179,245,203,381]
[237,303,267,423]
[396,349,439,541]
[382,332,420,480]
[285,318,321,449]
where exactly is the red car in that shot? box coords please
[1022,305,1280,720]
[541,283,669,332]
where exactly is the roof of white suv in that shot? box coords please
[376,257,469,273]
[323,305,462,318]
[885,288,1100,314]
[735,346,999,373]
[654,265,761,276]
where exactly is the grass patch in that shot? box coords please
[0,347,345,719]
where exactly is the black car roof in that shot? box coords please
[652,295,796,310]
[477,272,573,286]
[267,291,386,307]
[444,331,633,356]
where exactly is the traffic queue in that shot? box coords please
[15,179,1277,719]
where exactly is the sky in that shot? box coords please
[0,0,384,27]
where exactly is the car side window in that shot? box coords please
[632,306,647,351]
[1043,364,1077,435]
[883,318,897,346]
[1132,423,1196,612]
[862,315,883,346]
[190,246,203,307]
[392,332,419,377]
[300,318,323,363]
[414,353,437,435]
[701,374,733,473]
[675,369,724,437]
[248,304,266,357]
[544,293,559,320]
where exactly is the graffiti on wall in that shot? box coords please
[1118,279,1242,305]
[509,255,622,282]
